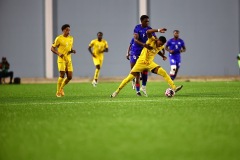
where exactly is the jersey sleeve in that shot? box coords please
[133,25,139,34]
[89,40,94,47]
[181,39,185,47]
[130,38,134,45]
[105,41,109,48]
[166,39,171,47]
[52,36,60,47]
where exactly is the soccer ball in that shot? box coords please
[165,88,175,98]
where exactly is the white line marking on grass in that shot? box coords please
[1,97,240,106]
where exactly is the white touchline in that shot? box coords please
[1,97,239,106]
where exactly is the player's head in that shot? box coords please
[61,24,70,36]
[140,15,149,27]
[2,57,6,62]
[173,30,180,38]
[157,36,166,47]
[97,32,103,40]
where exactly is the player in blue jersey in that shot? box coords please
[165,30,186,80]
[131,15,156,96]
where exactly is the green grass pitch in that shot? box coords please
[0,81,240,160]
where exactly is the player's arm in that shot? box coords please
[180,46,186,53]
[133,33,152,50]
[88,46,96,58]
[126,44,132,60]
[165,41,174,54]
[146,28,167,37]
[104,48,108,52]
[69,49,76,54]
[51,46,64,58]
[158,50,167,61]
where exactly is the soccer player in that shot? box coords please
[88,32,109,87]
[131,15,156,96]
[165,30,186,80]
[51,24,76,97]
[110,28,183,98]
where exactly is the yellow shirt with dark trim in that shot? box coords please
[138,36,164,64]
[89,39,108,56]
[52,35,74,62]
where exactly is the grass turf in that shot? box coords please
[0,81,240,160]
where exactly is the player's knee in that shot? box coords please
[67,76,72,80]
[170,65,177,75]
[96,65,100,69]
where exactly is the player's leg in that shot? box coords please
[150,62,182,92]
[60,62,73,96]
[140,70,148,96]
[130,55,141,94]
[110,72,136,98]
[111,62,145,98]
[130,62,136,90]
[174,57,181,80]
[57,71,65,97]
[7,71,14,84]
[56,62,66,97]
[92,56,101,87]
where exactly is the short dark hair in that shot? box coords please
[173,30,179,33]
[159,36,166,44]
[97,32,103,35]
[140,15,149,22]
[61,24,70,31]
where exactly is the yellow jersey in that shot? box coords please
[138,36,164,64]
[89,39,108,56]
[52,35,74,62]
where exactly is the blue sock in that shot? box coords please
[136,83,140,92]
[141,71,148,86]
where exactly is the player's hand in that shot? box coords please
[71,49,76,54]
[58,53,64,58]
[162,56,167,61]
[143,44,153,50]
[169,50,174,54]
[92,53,96,58]
[126,53,130,60]
[159,28,167,33]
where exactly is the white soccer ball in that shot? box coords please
[165,88,175,98]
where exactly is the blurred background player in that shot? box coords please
[51,24,76,97]
[110,28,183,98]
[131,15,156,96]
[237,54,240,75]
[165,30,186,80]
[88,32,109,87]
[0,57,14,84]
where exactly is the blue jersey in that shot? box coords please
[131,24,156,56]
[166,38,185,55]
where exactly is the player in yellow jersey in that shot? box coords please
[88,32,108,87]
[51,24,76,97]
[110,28,183,98]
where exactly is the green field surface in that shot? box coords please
[0,81,240,160]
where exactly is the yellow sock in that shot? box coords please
[94,69,100,80]
[157,68,176,90]
[60,78,70,89]
[116,74,135,92]
[57,77,64,92]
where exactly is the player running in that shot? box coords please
[165,30,186,80]
[88,32,109,87]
